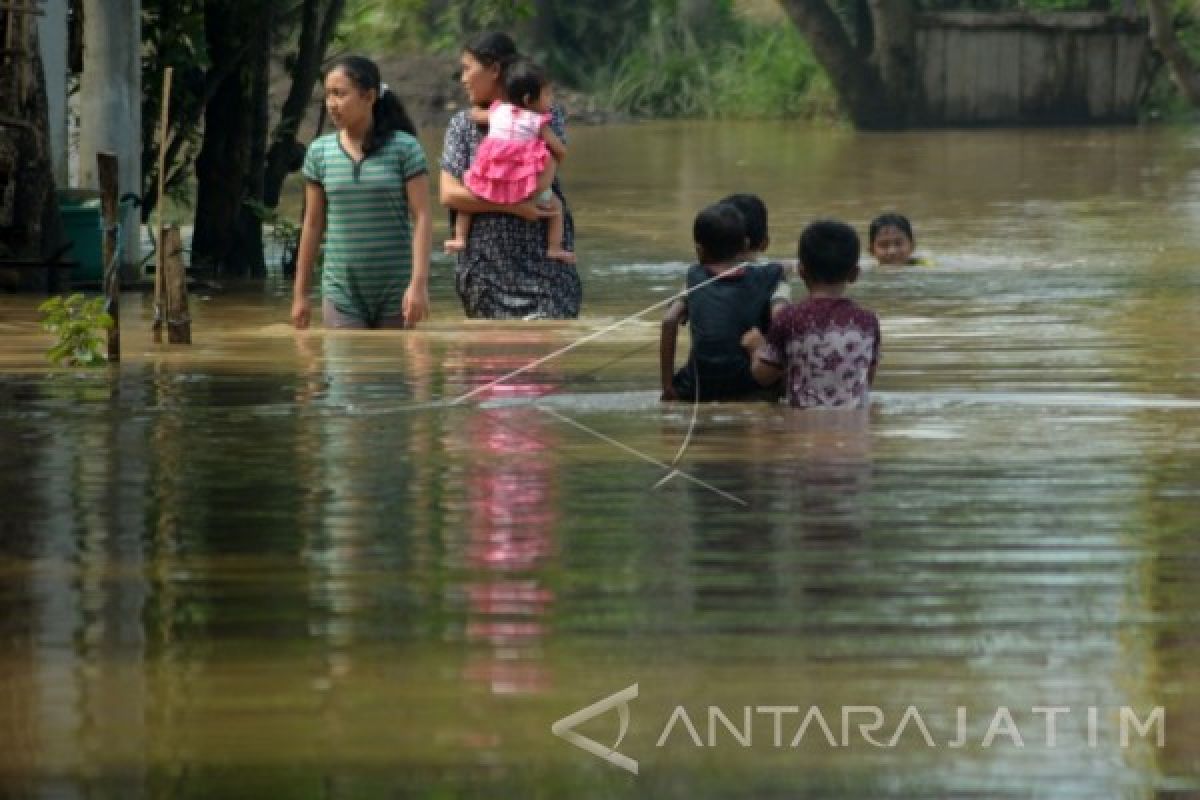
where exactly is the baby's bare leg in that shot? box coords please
[536,162,574,264]
[543,195,574,263]
[536,159,557,196]
[445,211,471,253]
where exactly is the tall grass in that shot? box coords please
[593,13,838,120]
[711,24,839,119]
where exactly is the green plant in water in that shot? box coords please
[38,294,114,367]
[245,198,302,273]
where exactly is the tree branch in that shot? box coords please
[263,0,347,207]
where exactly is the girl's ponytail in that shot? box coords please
[368,84,417,156]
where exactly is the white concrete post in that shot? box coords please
[79,0,142,283]
[35,0,69,186]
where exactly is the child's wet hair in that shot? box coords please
[503,57,548,109]
[694,203,747,264]
[800,219,860,284]
[868,212,914,247]
[720,193,768,252]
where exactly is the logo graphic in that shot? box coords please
[551,683,640,774]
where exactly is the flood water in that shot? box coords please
[2,122,1200,798]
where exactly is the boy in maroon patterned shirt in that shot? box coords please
[742,220,881,409]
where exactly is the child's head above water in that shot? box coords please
[868,212,915,266]
[800,219,861,286]
[502,57,552,112]
[720,193,769,254]
[693,203,746,265]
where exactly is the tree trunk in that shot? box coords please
[1144,0,1200,107]
[777,0,925,128]
[140,18,241,224]
[0,21,64,291]
[262,0,346,208]
[233,3,272,278]
[190,0,262,277]
[777,0,899,128]
[851,0,873,56]
[867,0,920,125]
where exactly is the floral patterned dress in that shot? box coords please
[441,106,582,319]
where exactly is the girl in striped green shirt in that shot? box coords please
[292,56,432,329]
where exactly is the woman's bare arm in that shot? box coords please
[439,170,543,220]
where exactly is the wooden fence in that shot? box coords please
[916,12,1153,125]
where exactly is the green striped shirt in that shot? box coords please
[303,131,427,319]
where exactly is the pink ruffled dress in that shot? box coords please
[464,101,551,204]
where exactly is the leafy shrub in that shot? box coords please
[39,294,114,367]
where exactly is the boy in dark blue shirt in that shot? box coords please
[659,201,787,402]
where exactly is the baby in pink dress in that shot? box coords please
[445,59,574,264]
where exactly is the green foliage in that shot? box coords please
[520,0,669,88]
[595,8,835,120]
[140,0,209,220]
[140,0,335,221]
[432,0,535,48]
[594,11,712,117]
[334,0,429,51]
[38,295,114,368]
[713,25,839,119]
[921,0,1117,8]
[338,0,832,119]
[337,0,534,52]
[245,198,302,271]
[332,0,836,119]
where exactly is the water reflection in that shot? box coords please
[460,403,556,697]
[439,341,560,704]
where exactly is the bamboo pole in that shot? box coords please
[152,66,173,343]
[162,225,190,344]
[98,151,120,362]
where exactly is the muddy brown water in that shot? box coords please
[1,122,1200,798]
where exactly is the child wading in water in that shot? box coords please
[868,212,930,267]
[444,58,574,263]
[743,220,881,409]
[660,193,789,402]
[720,192,793,318]
[660,202,787,403]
